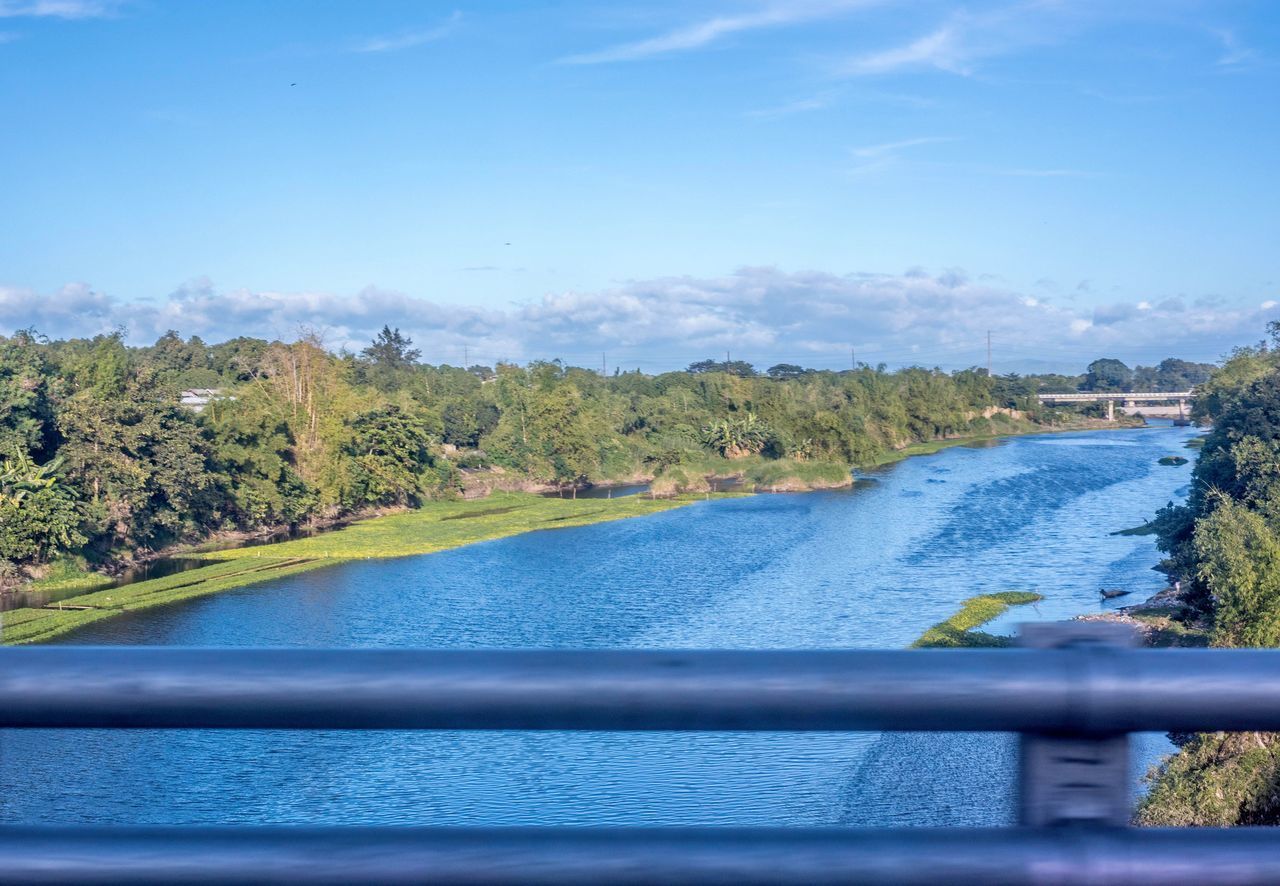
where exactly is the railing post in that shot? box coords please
[1018,621,1136,827]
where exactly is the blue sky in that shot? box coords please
[0,0,1277,372]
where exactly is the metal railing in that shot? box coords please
[3,622,1280,884]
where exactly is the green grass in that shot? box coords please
[1158,455,1190,466]
[743,458,851,491]
[197,492,700,562]
[1184,436,1207,449]
[2,493,709,645]
[1113,523,1157,536]
[861,437,993,468]
[861,417,1147,470]
[2,558,330,645]
[912,591,1044,648]
[25,559,114,596]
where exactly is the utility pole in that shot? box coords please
[602,352,606,376]
[851,347,856,371]
[986,331,992,376]
[463,345,469,368]
[726,350,731,372]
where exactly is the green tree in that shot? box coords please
[360,326,421,391]
[0,329,59,458]
[57,380,217,550]
[340,405,448,507]
[1195,496,1280,648]
[1082,358,1133,392]
[0,449,84,563]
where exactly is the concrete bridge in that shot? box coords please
[1037,390,1193,421]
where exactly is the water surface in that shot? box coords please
[0,424,1197,826]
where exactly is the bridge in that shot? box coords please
[5,622,1280,883]
[1037,390,1193,421]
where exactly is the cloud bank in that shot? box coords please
[1,269,1272,373]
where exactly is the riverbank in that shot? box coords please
[863,415,1146,469]
[1,420,1159,646]
[1,493,720,645]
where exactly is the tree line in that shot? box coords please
[0,325,1200,581]
[1138,323,1280,825]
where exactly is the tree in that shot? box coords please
[0,329,59,459]
[357,327,421,393]
[362,326,420,368]
[1195,497,1280,648]
[687,358,756,377]
[340,405,445,507]
[766,364,806,380]
[0,449,84,563]
[204,401,318,528]
[1162,358,1214,389]
[1081,358,1133,392]
[57,381,218,550]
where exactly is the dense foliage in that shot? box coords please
[0,326,1189,579]
[1140,324,1280,825]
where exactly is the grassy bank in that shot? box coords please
[863,416,1145,470]
[3,558,330,645]
[648,454,851,495]
[0,421,1142,646]
[1,493,709,645]
[912,591,1044,648]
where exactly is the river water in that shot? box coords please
[1,423,1197,826]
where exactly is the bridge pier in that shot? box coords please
[1106,400,1114,421]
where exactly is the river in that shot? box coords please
[0,423,1198,826]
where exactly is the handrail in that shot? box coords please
[5,624,1280,884]
[3,825,1280,885]
[4,645,1280,732]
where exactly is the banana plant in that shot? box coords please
[0,449,68,508]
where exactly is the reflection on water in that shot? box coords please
[0,425,1197,827]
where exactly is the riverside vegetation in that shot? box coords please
[1133,322,1280,826]
[911,591,1044,648]
[0,326,1210,640]
[2,492,714,644]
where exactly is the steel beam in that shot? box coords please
[6,646,1280,733]
[4,826,1280,885]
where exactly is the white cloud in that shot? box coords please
[3,268,1273,371]
[746,91,838,119]
[351,11,461,54]
[836,2,1085,78]
[841,23,969,76]
[852,136,954,158]
[0,0,117,18]
[560,0,880,65]
[849,135,955,176]
[1213,28,1258,67]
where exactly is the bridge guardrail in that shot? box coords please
[2,622,1278,884]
